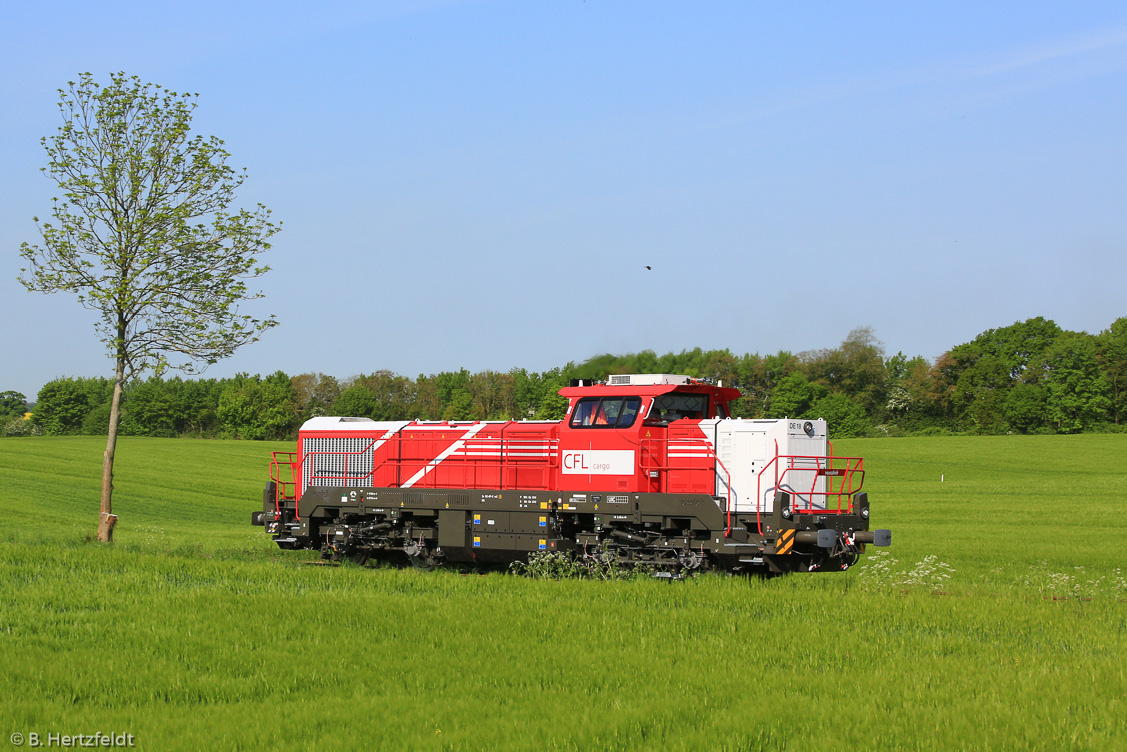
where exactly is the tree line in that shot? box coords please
[4,316,1125,440]
[2,369,573,440]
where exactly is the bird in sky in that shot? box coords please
[644,265,652,270]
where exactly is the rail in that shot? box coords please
[754,440,865,535]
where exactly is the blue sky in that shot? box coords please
[2,1,1126,399]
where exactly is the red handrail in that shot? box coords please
[639,436,733,533]
[283,434,560,503]
[754,443,864,535]
[269,451,299,508]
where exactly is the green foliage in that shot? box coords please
[942,317,1064,432]
[883,351,933,425]
[1002,383,1047,434]
[1,416,42,437]
[768,372,827,418]
[34,377,112,435]
[329,370,413,421]
[169,377,225,436]
[810,392,871,438]
[15,316,1127,438]
[804,326,888,415]
[19,72,279,380]
[79,401,112,435]
[0,391,27,419]
[16,367,574,439]
[1036,332,1111,433]
[433,368,475,420]
[217,372,297,440]
[1097,317,1127,425]
[530,368,570,419]
[466,370,510,419]
[291,372,340,421]
[957,316,1063,382]
[121,377,178,437]
[508,550,594,579]
[509,548,657,580]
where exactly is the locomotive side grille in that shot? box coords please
[303,436,375,494]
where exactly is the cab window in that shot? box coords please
[648,393,709,422]
[569,397,642,428]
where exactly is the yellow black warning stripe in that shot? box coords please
[775,528,796,555]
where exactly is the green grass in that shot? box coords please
[1,435,1125,751]
[844,434,1127,575]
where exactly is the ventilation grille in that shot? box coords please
[303,437,374,494]
[608,374,691,386]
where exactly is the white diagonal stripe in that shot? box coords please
[402,422,489,488]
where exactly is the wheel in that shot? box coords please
[348,550,372,566]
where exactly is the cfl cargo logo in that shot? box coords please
[559,449,635,475]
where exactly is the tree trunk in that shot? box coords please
[98,360,125,543]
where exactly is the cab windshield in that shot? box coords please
[569,397,642,428]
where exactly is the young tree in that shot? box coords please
[19,73,279,542]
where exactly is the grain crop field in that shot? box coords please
[1,435,1125,751]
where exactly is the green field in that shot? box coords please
[2,435,1125,750]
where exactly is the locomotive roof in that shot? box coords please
[558,375,741,401]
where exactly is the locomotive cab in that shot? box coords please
[557,374,741,496]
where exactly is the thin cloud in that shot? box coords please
[722,23,1127,128]
[969,24,1127,78]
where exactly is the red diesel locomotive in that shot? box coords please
[253,374,890,573]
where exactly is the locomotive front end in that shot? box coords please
[709,417,890,573]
